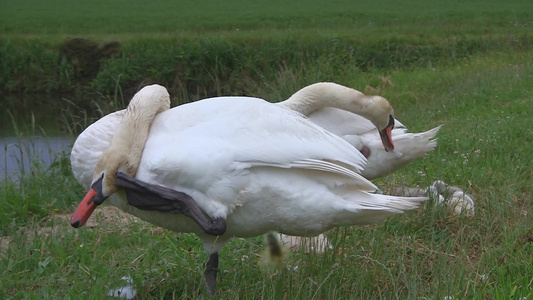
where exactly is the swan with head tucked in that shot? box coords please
[275,82,440,253]
[281,82,441,180]
[70,84,426,295]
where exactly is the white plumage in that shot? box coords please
[70,84,426,293]
[281,82,441,179]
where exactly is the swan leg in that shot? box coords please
[265,232,284,258]
[115,172,226,235]
[204,252,219,295]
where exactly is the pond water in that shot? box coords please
[1,94,76,180]
[0,136,73,180]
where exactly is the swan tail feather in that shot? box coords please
[393,125,441,155]
[361,125,441,179]
[246,158,376,191]
[334,190,428,225]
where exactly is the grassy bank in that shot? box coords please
[1,0,532,298]
[1,0,531,99]
[1,0,531,132]
[1,49,532,299]
[3,35,527,96]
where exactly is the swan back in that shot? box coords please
[360,125,441,179]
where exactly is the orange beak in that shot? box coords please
[70,188,98,228]
[379,115,395,152]
[71,174,105,228]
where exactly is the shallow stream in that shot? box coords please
[0,136,73,180]
[1,94,76,180]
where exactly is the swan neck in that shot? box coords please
[282,82,374,119]
[114,104,160,167]
[109,93,169,175]
[92,85,170,195]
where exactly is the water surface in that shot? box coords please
[1,136,73,180]
[0,93,80,180]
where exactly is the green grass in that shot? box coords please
[1,0,533,299]
[1,0,531,97]
[1,0,532,36]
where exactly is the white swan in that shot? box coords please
[282,82,441,180]
[70,84,426,294]
[275,82,440,254]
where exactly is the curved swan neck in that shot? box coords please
[282,82,375,119]
[93,85,170,195]
[113,92,169,169]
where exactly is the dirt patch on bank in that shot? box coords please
[0,205,150,255]
[54,205,136,228]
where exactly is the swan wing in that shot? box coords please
[71,95,426,237]
[308,107,407,136]
[140,97,369,178]
[135,97,376,213]
[71,97,372,194]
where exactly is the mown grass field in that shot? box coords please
[1,0,532,299]
[1,0,531,98]
[1,0,531,35]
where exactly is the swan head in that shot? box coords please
[70,173,106,228]
[366,96,395,151]
[70,146,135,228]
[71,84,170,228]
[283,83,395,152]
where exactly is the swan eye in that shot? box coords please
[89,173,107,205]
[387,115,395,130]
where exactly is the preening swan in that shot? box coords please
[281,82,396,153]
[70,84,427,294]
[281,82,441,180]
[274,82,440,253]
